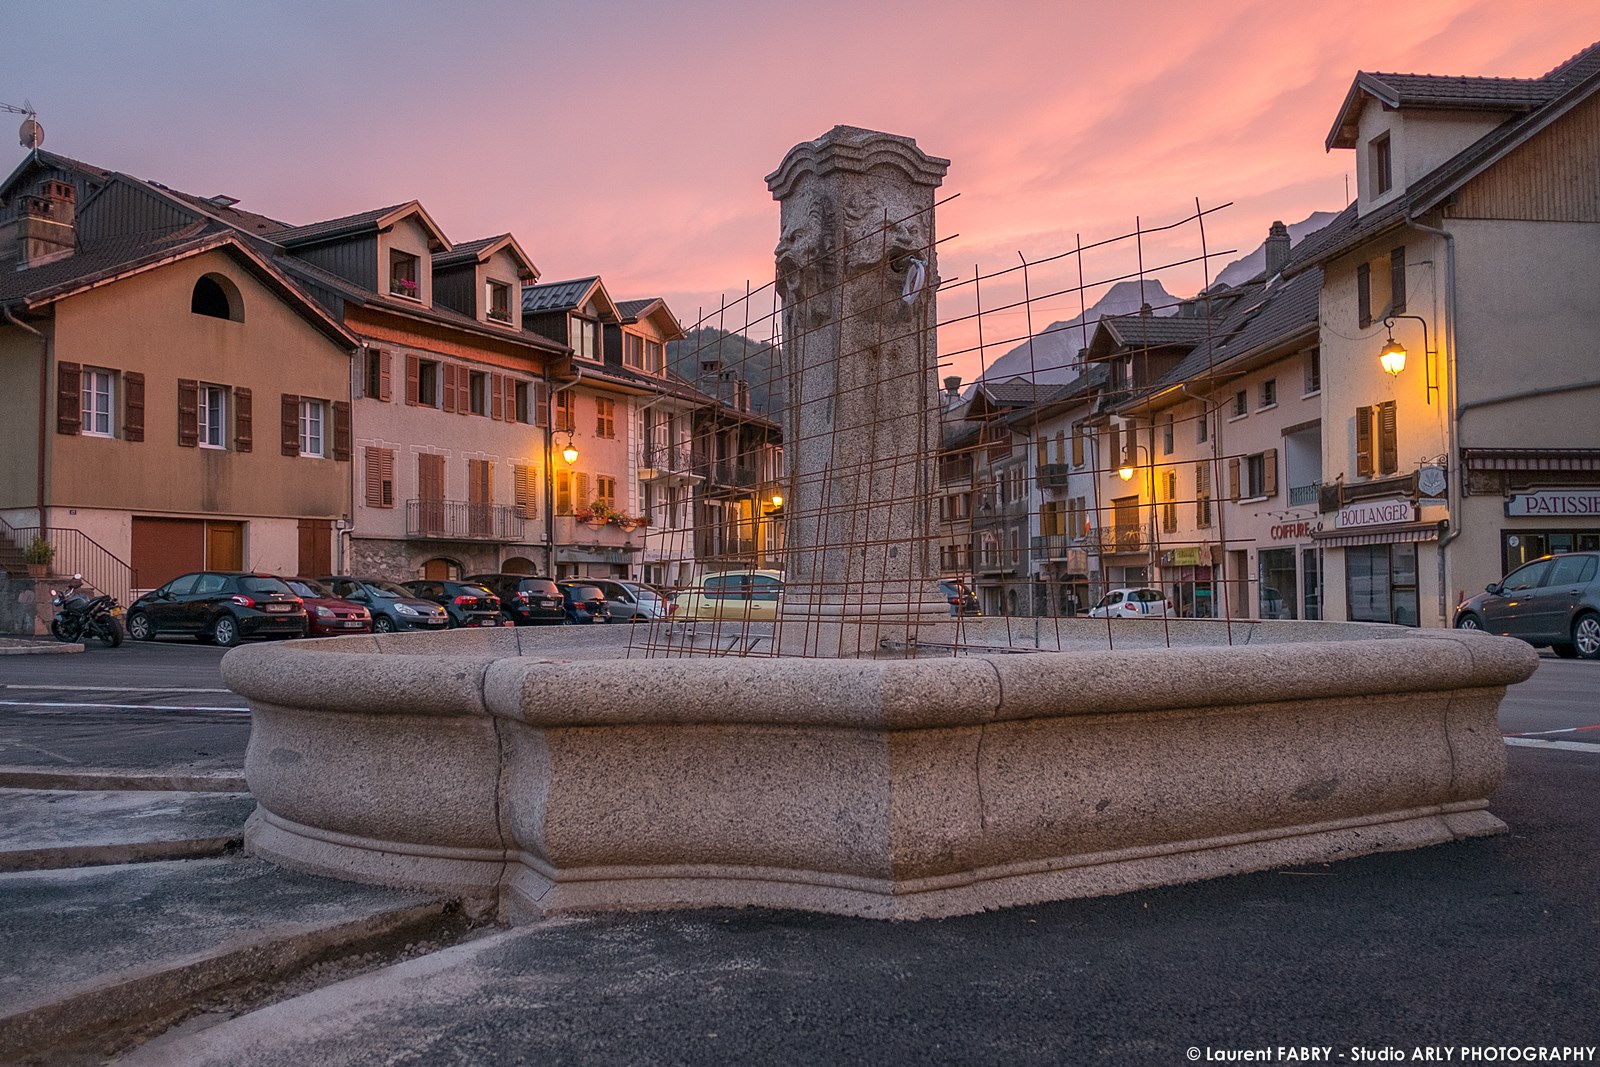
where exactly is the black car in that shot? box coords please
[318,577,450,634]
[126,572,306,647]
[402,580,504,628]
[939,579,982,617]
[557,581,611,624]
[463,573,566,626]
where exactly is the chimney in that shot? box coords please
[8,180,77,268]
[1264,220,1291,277]
[943,375,962,402]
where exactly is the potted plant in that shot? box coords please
[23,536,52,577]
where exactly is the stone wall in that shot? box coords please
[0,576,53,636]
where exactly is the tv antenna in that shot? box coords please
[2,100,44,150]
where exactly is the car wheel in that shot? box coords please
[1551,643,1578,659]
[1573,612,1600,660]
[127,611,155,642]
[373,615,396,634]
[1455,613,1482,631]
[212,615,241,648]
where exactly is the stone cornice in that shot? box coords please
[766,126,950,199]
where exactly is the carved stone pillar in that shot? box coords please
[766,126,952,652]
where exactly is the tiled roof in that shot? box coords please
[982,378,1074,407]
[0,227,212,305]
[522,277,599,314]
[158,187,293,236]
[271,204,411,247]
[432,236,500,268]
[615,298,659,320]
[1102,313,1217,348]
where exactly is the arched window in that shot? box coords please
[191,274,243,321]
[501,556,535,575]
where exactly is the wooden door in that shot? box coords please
[297,519,332,577]
[206,522,244,571]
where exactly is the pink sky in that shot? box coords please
[5,0,1597,381]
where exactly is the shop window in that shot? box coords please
[1346,542,1419,626]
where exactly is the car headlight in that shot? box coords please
[396,604,419,616]
[315,606,334,618]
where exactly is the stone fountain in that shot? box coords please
[223,128,1537,921]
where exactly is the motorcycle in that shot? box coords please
[50,574,124,648]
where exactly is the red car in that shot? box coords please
[284,577,373,637]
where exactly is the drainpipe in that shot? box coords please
[1405,209,1458,620]
[3,304,49,529]
[545,364,583,576]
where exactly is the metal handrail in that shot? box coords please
[0,517,138,605]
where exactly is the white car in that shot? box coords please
[1088,587,1173,618]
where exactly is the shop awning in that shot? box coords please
[1461,449,1600,472]
[1311,521,1444,548]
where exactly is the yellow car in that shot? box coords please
[671,569,784,622]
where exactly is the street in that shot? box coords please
[1,640,1595,777]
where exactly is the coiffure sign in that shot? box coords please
[1505,490,1600,517]
[1335,498,1416,529]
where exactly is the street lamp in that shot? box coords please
[1115,440,1160,573]
[1378,314,1439,404]
[558,431,578,465]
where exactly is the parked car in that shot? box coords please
[401,580,504,628]
[589,579,669,622]
[671,570,785,622]
[557,581,612,624]
[126,572,306,647]
[1454,551,1600,660]
[939,578,982,617]
[282,577,372,637]
[318,576,450,633]
[464,573,566,626]
[1087,587,1174,619]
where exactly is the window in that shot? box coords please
[298,399,325,457]
[1161,416,1174,456]
[1241,449,1278,499]
[365,446,395,508]
[406,357,440,407]
[1370,133,1392,197]
[469,371,486,416]
[390,250,420,299]
[1347,543,1418,626]
[1357,262,1372,328]
[1304,350,1321,395]
[1259,379,1277,409]
[191,275,239,320]
[81,368,115,437]
[1231,391,1247,419]
[645,339,663,374]
[1355,402,1397,477]
[556,470,573,515]
[624,333,645,370]
[486,280,512,323]
[570,317,598,360]
[1197,409,1209,444]
[595,397,616,438]
[198,385,227,448]
[365,349,392,401]
[1161,470,1178,534]
[595,476,616,509]
[554,389,575,432]
[1040,500,1065,536]
[514,381,530,423]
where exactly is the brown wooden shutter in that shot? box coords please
[1356,262,1372,327]
[234,388,253,452]
[281,394,300,456]
[1355,405,1374,476]
[576,472,591,508]
[516,464,537,518]
[123,371,145,443]
[468,458,491,504]
[418,453,445,502]
[1390,246,1406,314]
[56,362,81,435]
[1263,448,1278,498]
[1195,462,1211,529]
[378,350,393,401]
[332,400,351,462]
[491,374,504,420]
[535,383,550,427]
[1071,428,1084,467]
[457,367,470,415]
[405,354,420,406]
[1109,423,1121,470]
[1228,457,1241,500]
[177,379,199,447]
[442,364,457,413]
[1377,400,1398,475]
[365,447,384,507]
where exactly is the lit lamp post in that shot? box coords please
[1379,314,1439,404]
[1117,441,1160,579]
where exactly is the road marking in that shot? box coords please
[1505,737,1600,753]
[0,700,247,713]
[1503,724,1600,737]
[0,685,233,693]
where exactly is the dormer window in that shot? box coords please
[390,250,420,299]
[486,280,512,323]
[570,317,599,361]
[1370,133,1393,196]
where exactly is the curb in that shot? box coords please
[0,900,456,1065]
[0,768,248,792]
[0,640,83,656]
[0,835,243,875]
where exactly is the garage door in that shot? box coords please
[131,517,204,591]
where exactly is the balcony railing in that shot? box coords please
[406,499,525,542]
[1288,482,1320,507]
[1036,463,1070,491]
[1087,525,1145,554]
[640,444,693,475]
[1030,533,1075,558]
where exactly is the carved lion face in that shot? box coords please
[842,190,927,275]
[775,200,836,304]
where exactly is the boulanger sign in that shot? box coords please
[1335,498,1416,529]
[1505,490,1600,517]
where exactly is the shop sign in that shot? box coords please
[1505,490,1600,517]
[1418,465,1447,499]
[1169,547,1201,565]
[1335,498,1415,529]
[1269,520,1314,540]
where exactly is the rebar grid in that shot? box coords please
[622,196,1315,659]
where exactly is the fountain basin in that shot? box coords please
[222,621,1536,920]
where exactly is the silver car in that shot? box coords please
[592,579,668,622]
[1454,551,1600,660]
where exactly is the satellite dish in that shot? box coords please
[19,116,43,150]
